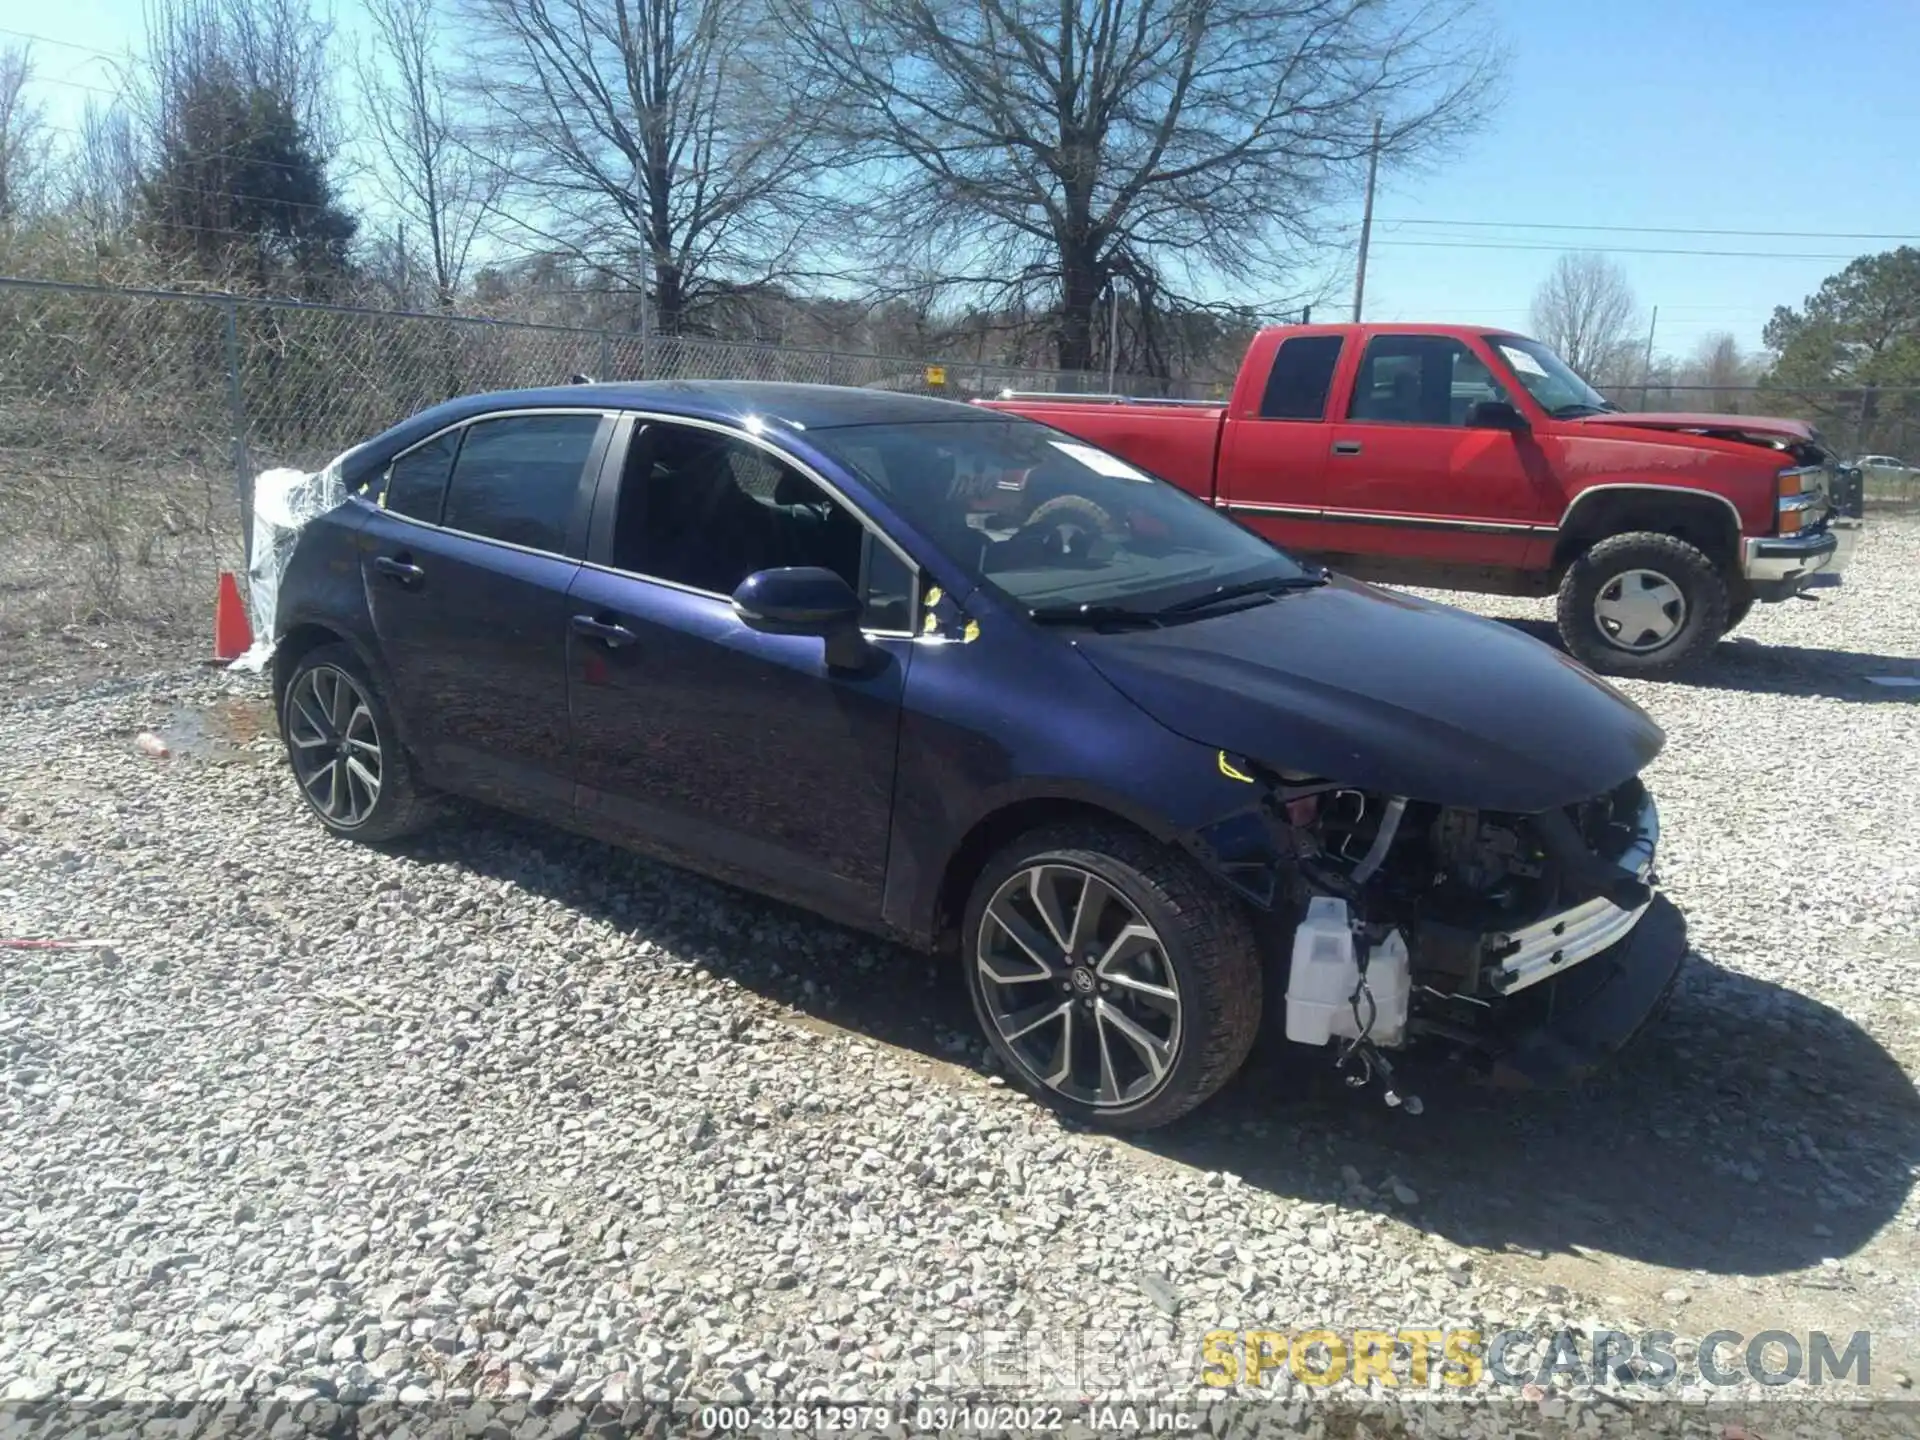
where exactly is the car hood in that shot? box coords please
[1566,411,1816,446]
[1073,576,1664,813]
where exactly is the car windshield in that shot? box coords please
[1488,335,1617,418]
[807,417,1313,615]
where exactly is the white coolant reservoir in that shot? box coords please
[1356,929,1411,1048]
[1285,898,1413,1048]
[1285,897,1360,1045]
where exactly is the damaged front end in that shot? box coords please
[1195,759,1688,1102]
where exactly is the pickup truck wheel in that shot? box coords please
[1725,590,1755,632]
[1557,532,1730,675]
[962,823,1261,1132]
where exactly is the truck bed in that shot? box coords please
[974,397,1228,502]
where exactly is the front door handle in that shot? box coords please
[373,554,425,584]
[571,614,638,648]
[1332,441,1363,456]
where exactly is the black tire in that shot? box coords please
[280,642,438,843]
[1556,531,1730,676]
[960,822,1261,1131]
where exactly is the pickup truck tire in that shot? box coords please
[1557,531,1730,676]
[962,822,1261,1132]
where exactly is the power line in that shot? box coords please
[0,25,121,59]
[1372,239,1860,261]
[1379,217,1920,243]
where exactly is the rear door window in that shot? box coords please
[383,430,460,523]
[1259,335,1345,419]
[441,413,602,554]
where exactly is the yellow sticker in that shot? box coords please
[925,585,944,608]
[963,619,980,643]
[1218,751,1255,784]
[922,609,940,635]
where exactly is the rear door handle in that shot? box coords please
[571,614,638,648]
[373,555,425,584]
[1332,441,1363,456]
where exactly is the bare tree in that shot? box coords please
[65,101,147,246]
[777,0,1501,371]
[0,44,51,224]
[461,0,833,335]
[1528,251,1641,385]
[355,0,501,307]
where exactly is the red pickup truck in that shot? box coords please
[980,323,1852,674]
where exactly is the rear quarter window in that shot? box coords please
[383,431,459,523]
[1259,335,1345,420]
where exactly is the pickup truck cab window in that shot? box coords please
[1259,334,1345,419]
[808,417,1313,615]
[1348,334,1509,427]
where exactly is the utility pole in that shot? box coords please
[1105,284,1120,393]
[1351,115,1383,323]
[1639,305,1658,410]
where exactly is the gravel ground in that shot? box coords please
[2,518,1919,1434]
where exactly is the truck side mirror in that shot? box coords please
[1467,399,1529,432]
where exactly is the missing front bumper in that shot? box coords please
[1482,894,1689,1088]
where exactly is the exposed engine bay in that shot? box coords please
[1196,762,1672,1106]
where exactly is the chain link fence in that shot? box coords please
[0,275,1204,666]
[0,273,1908,672]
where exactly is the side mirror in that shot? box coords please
[1467,399,1530,432]
[732,566,871,670]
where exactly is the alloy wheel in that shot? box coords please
[285,665,384,828]
[975,862,1183,1107]
[1593,568,1687,652]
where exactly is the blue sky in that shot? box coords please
[9,0,1919,358]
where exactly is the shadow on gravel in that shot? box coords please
[1158,955,1920,1279]
[400,810,1919,1282]
[1494,617,1920,703]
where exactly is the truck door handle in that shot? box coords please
[571,614,638,648]
[1332,441,1363,456]
[373,554,424,584]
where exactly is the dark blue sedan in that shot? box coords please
[272,381,1687,1129]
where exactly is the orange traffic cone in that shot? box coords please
[213,570,254,662]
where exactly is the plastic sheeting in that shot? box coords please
[227,446,359,673]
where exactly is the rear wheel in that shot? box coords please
[1556,531,1730,676]
[280,643,438,843]
[961,823,1261,1131]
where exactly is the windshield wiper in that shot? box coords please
[1027,602,1164,628]
[1549,402,1613,419]
[1155,571,1329,616]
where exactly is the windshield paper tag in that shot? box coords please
[1500,345,1549,378]
[1049,440,1151,481]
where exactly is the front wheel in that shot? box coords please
[1556,531,1730,676]
[961,823,1261,1131]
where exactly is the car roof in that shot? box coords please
[418,380,993,435]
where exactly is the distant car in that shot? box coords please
[270,382,1686,1130]
[1855,454,1918,492]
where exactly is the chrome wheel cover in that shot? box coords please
[1594,568,1686,652]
